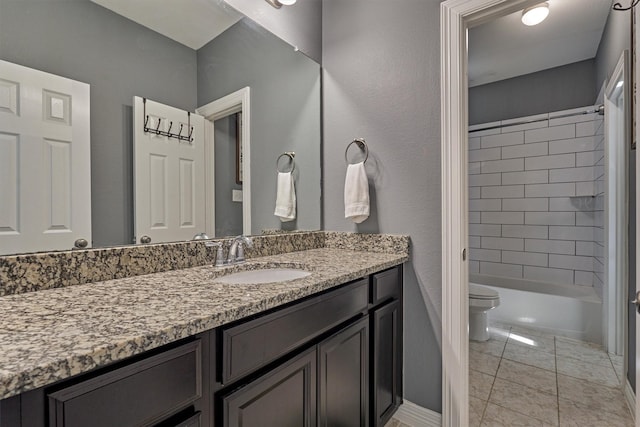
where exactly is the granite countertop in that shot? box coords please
[0,248,407,400]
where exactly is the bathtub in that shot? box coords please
[470,274,603,344]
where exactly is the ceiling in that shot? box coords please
[91,0,242,50]
[468,0,613,87]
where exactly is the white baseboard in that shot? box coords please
[624,379,635,421]
[392,400,442,427]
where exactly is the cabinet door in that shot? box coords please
[222,347,316,427]
[318,317,369,427]
[372,300,401,427]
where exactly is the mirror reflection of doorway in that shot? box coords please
[214,113,243,237]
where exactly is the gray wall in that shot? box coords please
[469,60,596,125]
[595,9,631,93]
[198,20,321,235]
[0,0,197,247]
[214,116,243,237]
[224,0,322,63]
[322,0,443,411]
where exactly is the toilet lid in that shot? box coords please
[469,283,499,299]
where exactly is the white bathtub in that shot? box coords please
[470,274,603,344]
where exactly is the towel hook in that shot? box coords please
[345,138,368,165]
[276,152,295,173]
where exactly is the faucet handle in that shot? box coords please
[236,243,246,263]
[205,241,225,267]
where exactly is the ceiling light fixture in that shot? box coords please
[521,2,550,26]
[264,0,296,8]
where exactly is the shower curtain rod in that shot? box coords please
[469,105,604,133]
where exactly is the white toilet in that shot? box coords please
[469,283,500,341]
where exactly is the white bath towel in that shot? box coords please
[274,172,296,222]
[344,162,369,223]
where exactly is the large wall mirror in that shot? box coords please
[0,0,321,255]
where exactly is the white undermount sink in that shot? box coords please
[215,268,311,284]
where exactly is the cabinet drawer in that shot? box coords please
[221,278,368,383]
[48,340,202,427]
[371,267,401,305]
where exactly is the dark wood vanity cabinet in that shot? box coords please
[0,265,403,427]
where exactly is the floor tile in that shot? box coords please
[555,337,611,367]
[470,338,507,357]
[507,331,556,354]
[469,396,486,427]
[502,342,556,372]
[470,349,501,376]
[488,321,512,342]
[609,353,624,383]
[556,355,619,388]
[489,378,558,425]
[558,397,634,427]
[481,402,556,427]
[470,368,494,400]
[497,359,557,395]
[557,374,629,415]
[510,325,555,339]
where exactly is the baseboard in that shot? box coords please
[624,378,635,421]
[392,400,442,427]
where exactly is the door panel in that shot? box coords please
[0,59,91,254]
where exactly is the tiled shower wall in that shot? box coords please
[468,106,605,293]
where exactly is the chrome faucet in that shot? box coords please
[227,235,253,264]
[204,240,225,267]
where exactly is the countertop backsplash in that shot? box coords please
[0,231,409,297]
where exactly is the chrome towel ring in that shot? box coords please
[276,151,295,173]
[345,138,368,165]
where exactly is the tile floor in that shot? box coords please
[469,322,633,427]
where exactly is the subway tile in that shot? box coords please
[548,226,594,241]
[575,121,596,137]
[576,151,598,166]
[469,136,481,150]
[469,224,502,237]
[576,181,595,196]
[469,198,501,211]
[469,260,480,274]
[481,158,524,173]
[548,107,595,119]
[593,226,604,242]
[500,119,549,133]
[502,198,548,212]
[549,166,595,183]
[468,187,481,199]
[469,147,501,162]
[576,241,595,256]
[548,112,597,126]
[501,141,548,159]
[525,183,575,197]
[470,248,501,262]
[549,197,582,211]
[525,153,575,170]
[502,170,548,185]
[469,121,501,133]
[594,164,605,179]
[469,162,481,175]
[481,131,524,148]
[482,237,524,251]
[468,173,501,187]
[524,266,574,285]
[480,261,523,278]
[481,212,524,225]
[549,254,594,271]
[576,211,596,226]
[502,113,549,126]
[469,236,481,248]
[549,136,596,154]
[574,271,594,286]
[469,211,480,224]
[525,124,575,143]
[503,225,549,239]
[525,212,575,226]
[525,239,575,255]
[481,185,524,199]
[502,251,548,267]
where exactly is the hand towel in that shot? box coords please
[274,172,296,222]
[344,162,369,223]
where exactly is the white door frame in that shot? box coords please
[604,51,630,356]
[196,87,251,236]
[440,1,549,425]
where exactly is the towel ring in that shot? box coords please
[345,138,368,165]
[276,152,295,173]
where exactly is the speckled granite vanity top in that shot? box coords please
[0,247,407,400]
